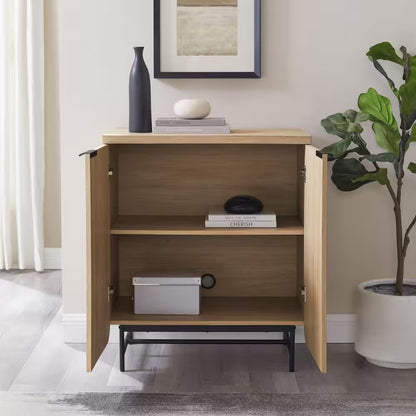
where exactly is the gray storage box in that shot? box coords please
[132,277,201,315]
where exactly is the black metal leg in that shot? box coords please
[288,326,296,372]
[119,326,125,372]
[117,325,296,373]
[283,331,288,343]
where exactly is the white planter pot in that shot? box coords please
[355,279,416,369]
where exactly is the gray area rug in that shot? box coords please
[1,393,416,416]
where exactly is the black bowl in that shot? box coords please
[224,195,264,215]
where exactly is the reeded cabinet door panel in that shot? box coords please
[85,146,111,371]
[304,145,328,373]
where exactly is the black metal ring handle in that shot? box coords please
[201,274,216,289]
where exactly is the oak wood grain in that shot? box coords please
[110,215,303,236]
[303,145,328,373]
[118,235,298,298]
[111,296,304,326]
[118,144,299,216]
[85,146,111,372]
[103,129,311,145]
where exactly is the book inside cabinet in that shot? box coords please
[84,130,327,373]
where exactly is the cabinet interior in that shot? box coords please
[107,143,306,324]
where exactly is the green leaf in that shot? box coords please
[410,124,416,143]
[343,109,367,123]
[331,159,373,191]
[358,88,397,128]
[410,55,416,83]
[401,47,416,83]
[343,110,358,122]
[322,114,352,139]
[346,146,369,156]
[408,162,416,174]
[353,168,389,186]
[350,132,371,155]
[402,113,416,132]
[404,124,416,150]
[320,138,352,159]
[399,50,416,128]
[321,112,365,140]
[367,42,403,65]
[355,112,370,123]
[370,58,400,99]
[399,81,416,119]
[348,123,363,134]
[372,123,400,155]
[361,153,397,163]
[342,110,370,125]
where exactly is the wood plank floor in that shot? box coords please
[1,271,416,394]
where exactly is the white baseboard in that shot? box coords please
[62,314,89,343]
[327,314,357,343]
[44,248,62,269]
[62,313,356,344]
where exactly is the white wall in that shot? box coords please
[59,0,416,315]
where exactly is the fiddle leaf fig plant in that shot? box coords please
[320,42,416,296]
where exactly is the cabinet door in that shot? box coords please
[304,145,328,373]
[84,146,111,371]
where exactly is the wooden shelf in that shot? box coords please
[110,296,304,326]
[103,129,311,145]
[110,215,304,236]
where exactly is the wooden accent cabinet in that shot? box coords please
[84,129,328,372]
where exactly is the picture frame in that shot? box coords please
[154,0,261,79]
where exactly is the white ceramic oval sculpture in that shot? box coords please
[174,98,211,119]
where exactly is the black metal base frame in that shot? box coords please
[119,325,296,373]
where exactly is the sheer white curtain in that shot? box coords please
[0,0,45,271]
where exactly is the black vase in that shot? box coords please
[129,47,152,133]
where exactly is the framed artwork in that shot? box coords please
[154,0,261,79]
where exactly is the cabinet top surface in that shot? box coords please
[102,129,311,145]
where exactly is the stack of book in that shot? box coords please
[154,117,230,134]
[205,208,277,228]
